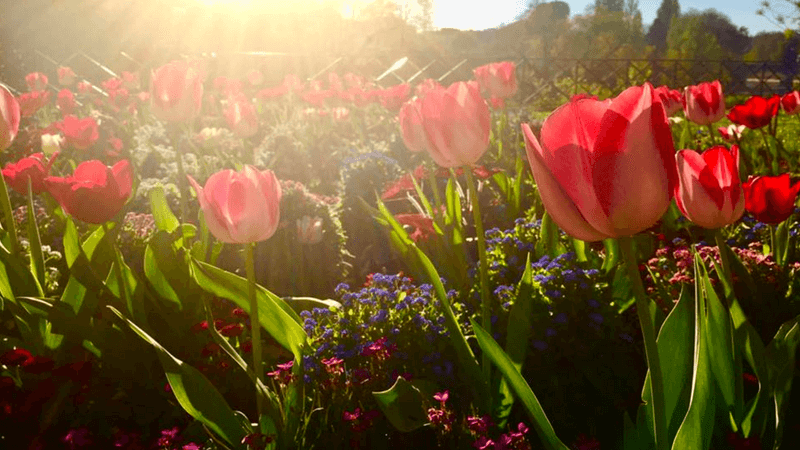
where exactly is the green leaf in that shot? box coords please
[698,260,736,413]
[494,254,542,425]
[149,184,180,233]
[108,306,247,449]
[471,320,569,450]
[25,181,45,295]
[372,377,429,432]
[671,258,717,450]
[644,285,695,444]
[189,258,306,360]
[282,296,341,314]
[765,316,800,449]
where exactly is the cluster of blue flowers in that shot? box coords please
[300,273,460,389]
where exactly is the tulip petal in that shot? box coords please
[592,84,674,235]
[188,173,235,243]
[522,124,609,241]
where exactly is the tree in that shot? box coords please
[594,0,624,12]
[646,0,680,52]
[700,10,752,56]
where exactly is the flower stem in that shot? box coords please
[245,242,264,422]
[619,236,667,450]
[169,125,189,223]
[0,172,19,256]
[465,168,491,381]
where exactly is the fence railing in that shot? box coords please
[5,50,797,110]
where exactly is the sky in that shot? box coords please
[430,0,787,36]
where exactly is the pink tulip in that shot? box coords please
[654,85,682,116]
[150,60,203,122]
[675,146,744,229]
[718,124,745,143]
[522,83,678,241]
[1,84,21,151]
[473,61,517,100]
[781,91,800,115]
[57,89,76,115]
[418,81,491,168]
[224,95,258,138]
[683,80,725,125]
[398,97,430,153]
[187,166,281,244]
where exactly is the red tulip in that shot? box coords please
[187,166,281,244]
[1,84,20,151]
[122,71,140,90]
[2,152,58,195]
[683,80,725,125]
[224,95,258,137]
[418,81,491,168]
[727,95,780,129]
[45,160,133,224]
[473,61,517,100]
[395,213,436,242]
[57,115,99,150]
[25,72,48,92]
[742,174,800,224]
[17,90,50,117]
[57,66,76,86]
[522,83,677,241]
[675,146,744,229]
[654,85,682,116]
[398,97,431,153]
[57,89,76,115]
[781,91,800,115]
[246,69,264,87]
[377,84,411,111]
[150,60,203,122]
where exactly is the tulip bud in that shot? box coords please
[297,216,324,244]
[683,80,725,125]
[150,60,203,122]
[522,82,677,241]
[1,85,21,151]
[45,160,133,224]
[473,61,517,100]
[25,72,48,92]
[743,174,800,224]
[781,91,800,115]
[188,166,282,244]
[675,146,745,229]
[727,95,780,129]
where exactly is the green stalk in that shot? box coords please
[465,168,491,381]
[619,236,667,450]
[0,172,19,255]
[706,124,718,146]
[104,222,129,310]
[245,242,265,422]
[427,169,443,216]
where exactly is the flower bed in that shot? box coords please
[1,61,800,449]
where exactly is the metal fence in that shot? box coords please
[5,49,797,108]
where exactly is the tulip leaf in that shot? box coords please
[642,285,694,444]
[372,376,429,432]
[107,305,247,449]
[774,221,790,267]
[188,258,305,360]
[672,258,716,450]
[494,254,547,427]
[25,181,45,296]
[765,315,800,449]
[149,184,180,233]
[697,257,736,413]
[471,320,569,450]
